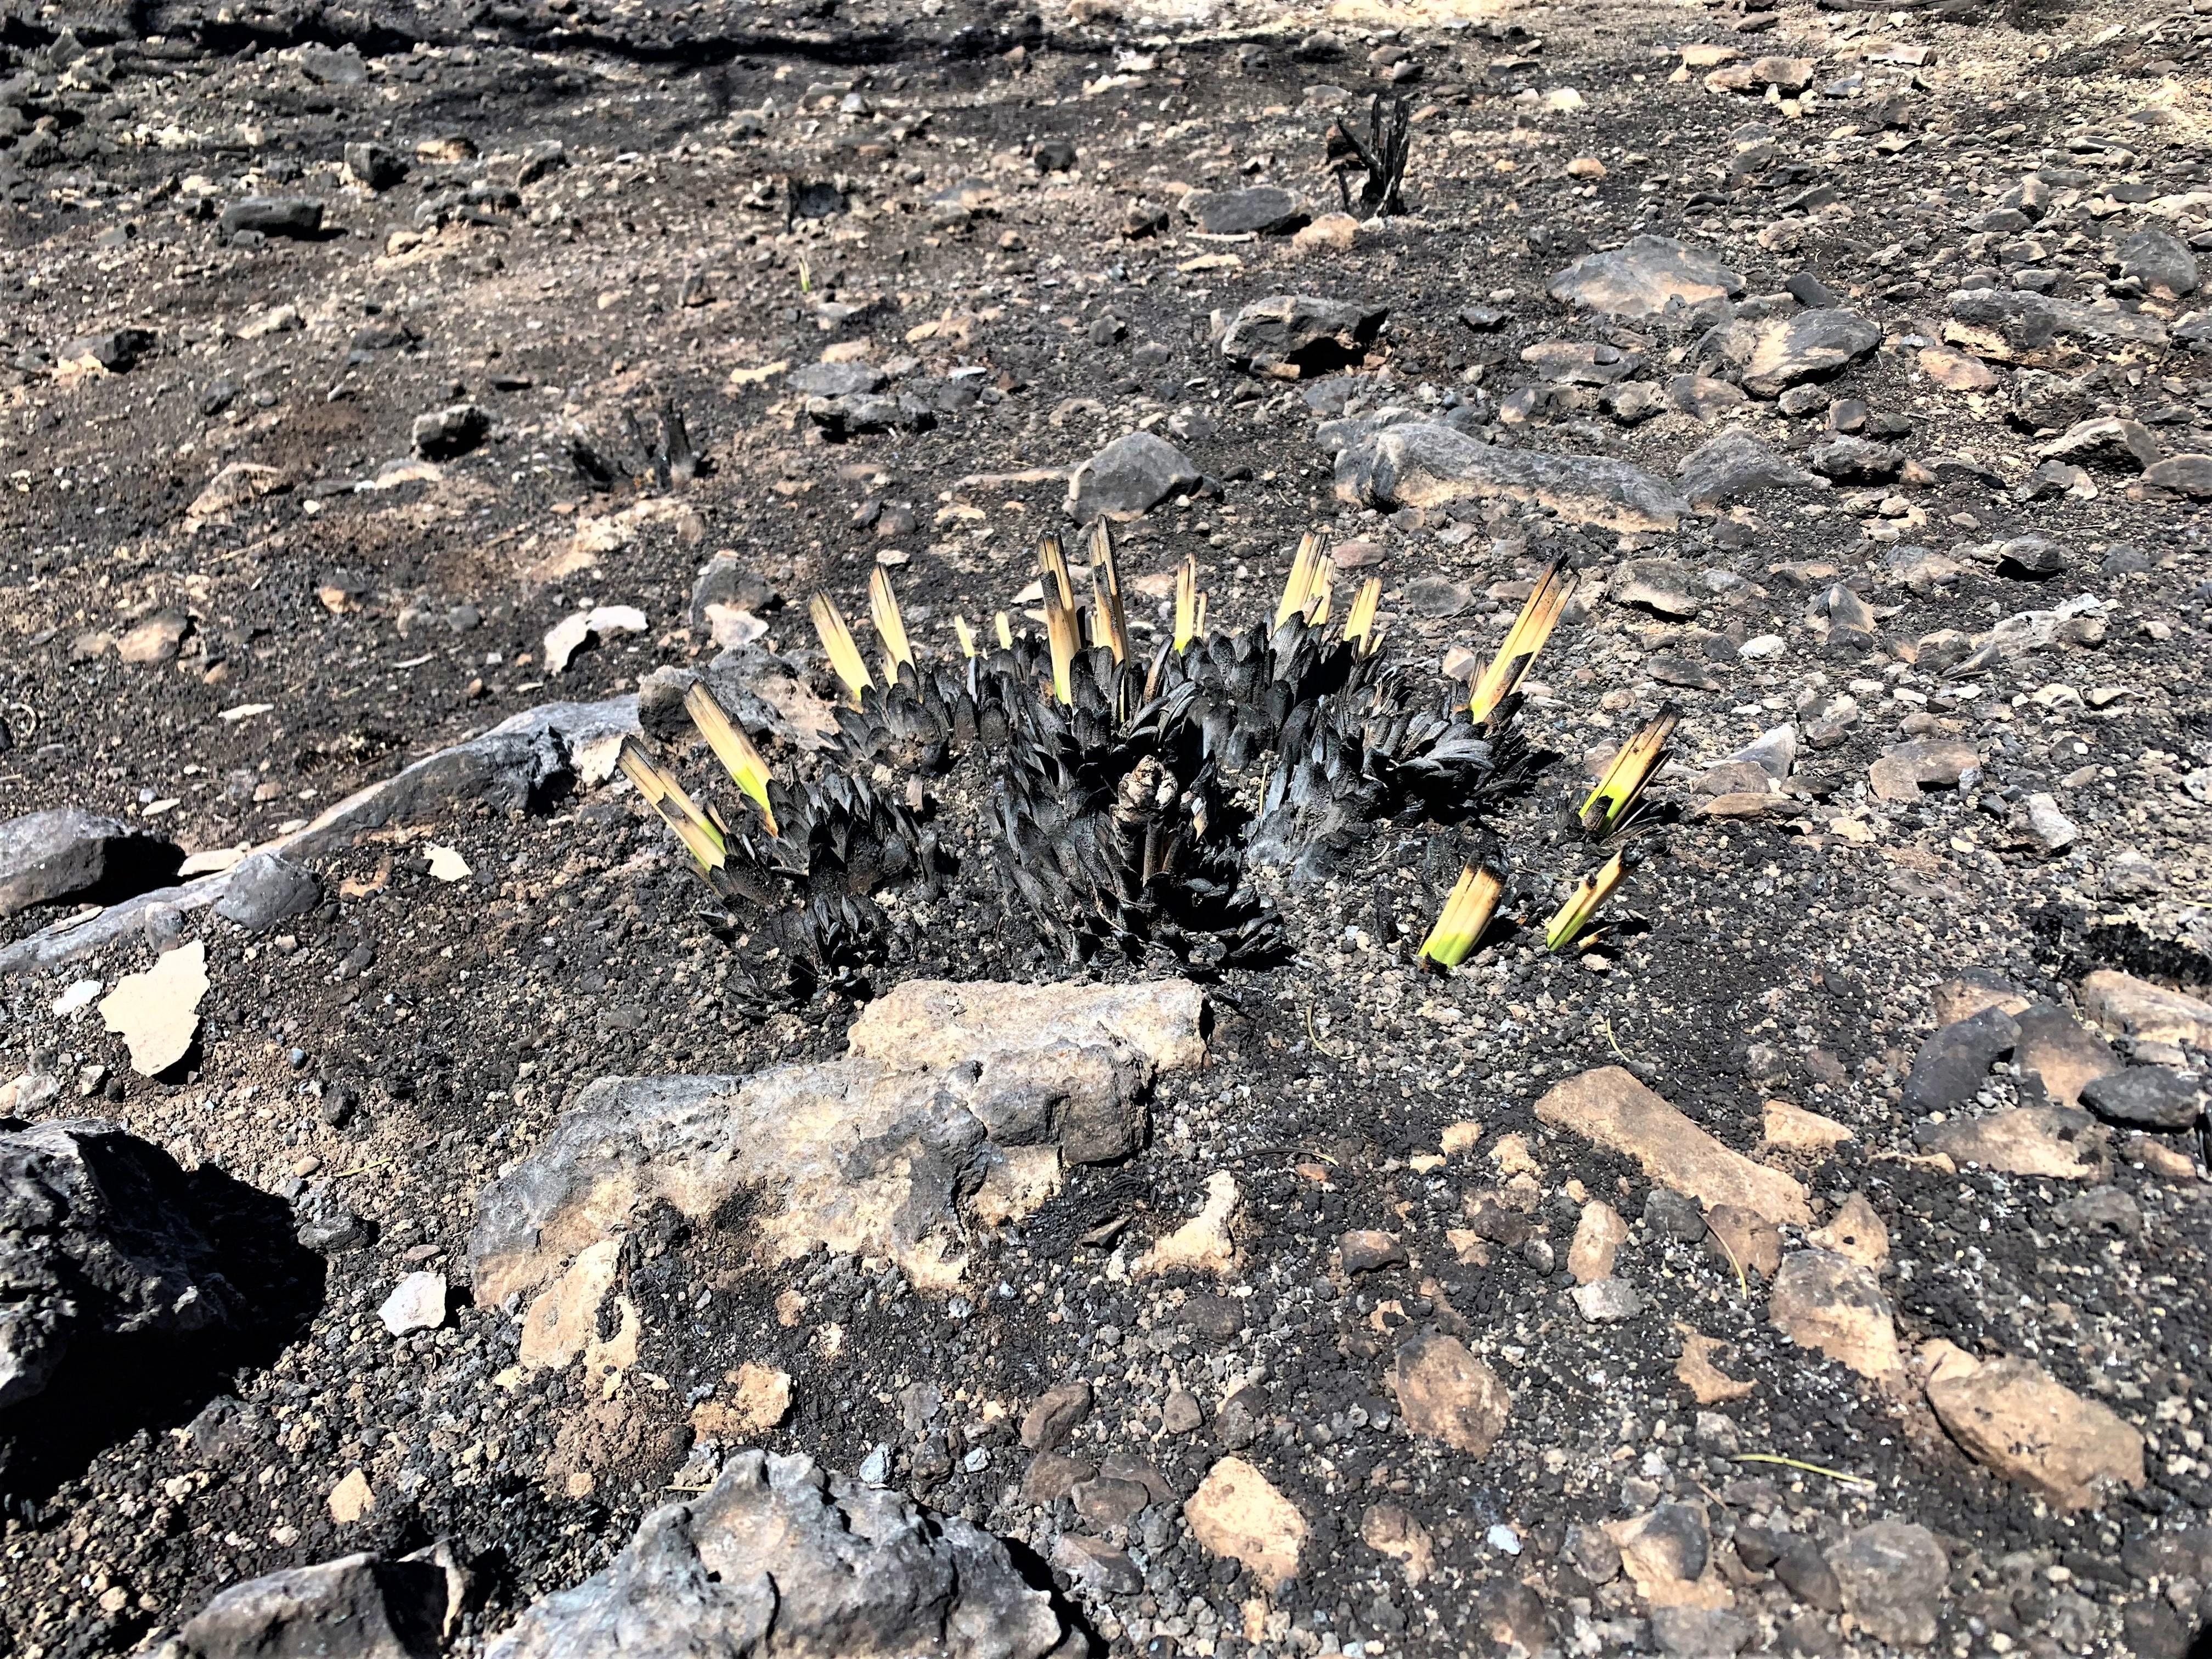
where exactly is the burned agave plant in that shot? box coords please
[620,526,1562,1009]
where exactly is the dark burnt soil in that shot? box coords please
[4,0,2212,1651]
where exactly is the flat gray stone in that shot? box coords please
[1828,1520,1949,1647]
[2118,224,2200,298]
[1699,308,1881,397]
[788,360,888,397]
[1333,420,1685,532]
[2080,1066,2204,1132]
[1675,428,1812,507]
[176,1551,450,1659]
[1184,185,1308,236]
[1547,235,1745,319]
[212,852,323,934]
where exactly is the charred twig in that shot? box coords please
[1327,93,1414,219]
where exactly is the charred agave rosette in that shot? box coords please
[620,525,1577,1009]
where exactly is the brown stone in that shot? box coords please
[1918,1107,2105,1180]
[1919,345,1999,391]
[1809,1193,1889,1271]
[1359,1502,1435,1585]
[2079,971,2212,1051]
[2013,1003,2121,1109]
[1389,1331,1510,1457]
[1021,1381,1093,1452]
[1762,1100,1854,1153]
[1675,1324,1754,1404]
[1536,1068,1810,1227]
[1927,1355,2145,1508]
[1703,1204,1781,1280]
[1768,1250,1903,1380]
[1567,1201,1628,1284]
[1184,1457,1305,1586]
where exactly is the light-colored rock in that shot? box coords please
[1610,1503,1728,1610]
[1567,1201,1627,1284]
[1065,431,1201,521]
[1870,738,1980,802]
[692,1363,792,1437]
[1293,213,1360,254]
[2079,970,2212,1051]
[1703,1204,1780,1280]
[1927,1355,2144,1508]
[327,1468,375,1526]
[1916,1107,2105,1180]
[1675,1324,1754,1404]
[379,1271,448,1337]
[1547,235,1744,319]
[519,1238,623,1370]
[1334,421,1686,532]
[1184,1457,1305,1587]
[1699,308,1881,397]
[98,939,208,1077]
[117,612,191,665]
[1810,1193,1889,1270]
[471,980,1205,1305]
[426,845,472,883]
[1571,1279,1644,1323]
[1768,1249,1903,1380]
[187,461,290,526]
[545,605,648,673]
[1919,345,1999,391]
[850,978,1208,1074]
[2013,1002,2121,1108]
[1359,1502,1434,1585]
[1932,974,2031,1025]
[1762,1100,1854,1152]
[1389,1331,1510,1455]
[1136,1171,1242,1279]
[1536,1068,1810,1227]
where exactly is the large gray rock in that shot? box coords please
[0,806,182,919]
[469,979,1206,1305]
[218,196,324,239]
[1698,308,1881,397]
[1674,429,1812,507]
[1184,185,1308,236]
[173,1552,451,1659]
[1333,420,1685,531]
[1547,235,1744,319]
[1218,294,1386,378]
[487,1451,1073,1659]
[212,853,323,934]
[2117,225,2200,299]
[2080,1066,2205,1132]
[788,360,888,397]
[0,1119,246,1411]
[1948,288,2169,353]
[1067,431,1201,521]
[1903,1006,2019,1115]
[0,698,638,978]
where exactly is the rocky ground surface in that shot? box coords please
[4,0,2212,1651]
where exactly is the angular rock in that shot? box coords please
[1926,1355,2144,1508]
[1809,1194,1888,1271]
[2080,1067,2205,1132]
[1066,431,1201,521]
[471,979,1203,1303]
[1808,433,1901,482]
[1218,294,1386,379]
[1536,1068,1810,1226]
[2079,970,2212,1051]
[212,852,323,935]
[1948,287,2168,354]
[379,1271,447,1336]
[1390,1331,1509,1454]
[1334,421,1686,532]
[1547,235,1745,319]
[788,360,887,397]
[1768,1249,1903,1381]
[1674,429,1812,507]
[1901,1006,2018,1115]
[218,196,325,239]
[1019,1381,1092,1452]
[0,1119,247,1410]
[1567,1201,1627,1284]
[1916,1106,2104,1180]
[1340,1229,1407,1273]
[2145,454,2212,498]
[2041,416,2160,472]
[99,940,209,1077]
[1185,1457,1305,1587]
[1183,185,1308,236]
[486,1451,1068,1659]
[2012,1002,2120,1108]
[1700,308,1881,396]
[0,807,181,918]
[2117,225,2200,299]
[1869,738,1979,802]
[58,327,159,372]
[1827,1521,1948,1647]
[1134,1171,1242,1279]
[411,403,493,461]
[1572,1278,1645,1323]
[174,1552,450,1659]
[1611,559,1703,618]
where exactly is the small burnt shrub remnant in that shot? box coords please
[616,526,1638,1012]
